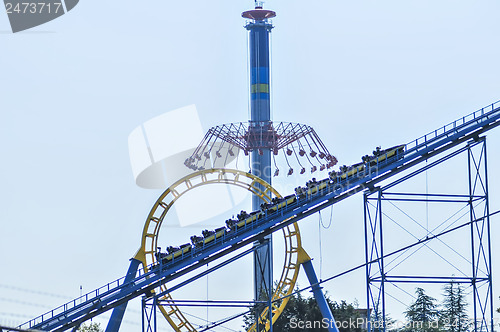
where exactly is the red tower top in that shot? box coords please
[242,5,276,21]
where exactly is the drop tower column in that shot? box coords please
[242,3,276,302]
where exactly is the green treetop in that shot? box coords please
[404,288,440,332]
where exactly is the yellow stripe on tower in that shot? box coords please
[251,83,270,93]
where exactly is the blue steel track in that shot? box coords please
[19,101,500,331]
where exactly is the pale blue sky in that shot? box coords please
[1,1,500,331]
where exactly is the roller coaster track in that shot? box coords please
[18,100,500,332]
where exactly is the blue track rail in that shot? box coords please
[19,101,500,332]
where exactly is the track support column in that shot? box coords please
[467,137,494,332]
[363,137,494,332]
[106,258,141,332]
[298,248,338,332]
[364,187,385,332]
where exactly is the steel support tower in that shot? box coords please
[140,241,274,332]
[364,137,494,332]
[242,3,275,303]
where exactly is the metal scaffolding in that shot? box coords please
[140,240,275,332]
[364,136,494,332]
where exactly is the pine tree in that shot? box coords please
[404,288,440,332]
[77,322,103,332]
[441,282,469,332]
[370,304,396,332]
[242,286,364,332]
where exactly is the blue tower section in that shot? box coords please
[243,4,276,302]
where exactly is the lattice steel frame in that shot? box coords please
[364,137,494,332]
[142,296,158,332]
[141,241,274,332]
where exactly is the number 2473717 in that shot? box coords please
[5,2,62,14]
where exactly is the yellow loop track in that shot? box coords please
[135,168,302,332]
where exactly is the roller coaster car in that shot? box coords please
[176,243,192,257]
[225,218,239,231]
[237,210,249,221]
[277,194,298,210]
[295,186,307,198]
[167,243,191,260]
[155,251,172,265]
[215,226,226,236]
[273,196,289,206]
[370,144,405,165]
[202,229,215,238]
[307,178,330,195]
[306,178,318,188]
[339,162,366,181]
[264,195,295,213]
[251,210,262,218]
[244,211,261,224]
[202,227,226,246]
[154,251,169,262]
[260,202,274,211]
[167,246,180,254]
[327,145,406,185]
[163,244,191,261]
[280,194,297,207]
[231,211,262,230]
[190,235,204,248]
[328,171,337,181]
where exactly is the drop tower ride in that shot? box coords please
[242,2,276,302]
[185,0,337,314]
